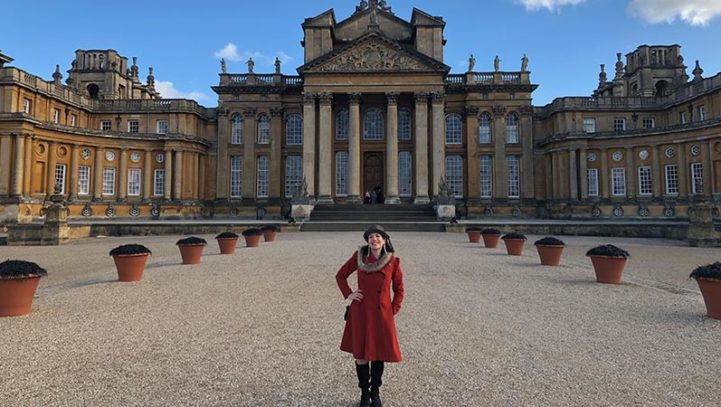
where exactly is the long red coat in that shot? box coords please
[336,249,404,362]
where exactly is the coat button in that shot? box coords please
[377,305,381,309]
[377,290,381,294]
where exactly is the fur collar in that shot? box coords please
[357,245,393,273]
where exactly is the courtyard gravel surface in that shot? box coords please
[1,231,720,406]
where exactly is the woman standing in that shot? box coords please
[336,225,404,407]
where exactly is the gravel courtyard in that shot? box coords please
[1,231,720,406]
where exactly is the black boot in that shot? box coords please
[355,362,371,407]
[370,361,384,407]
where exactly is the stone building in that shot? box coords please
[0,1,719,223]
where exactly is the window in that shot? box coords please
[445,113,462,144]
[507,155,520,198]
[100,120,112,131]
[336,108,349,141]
[583,118,596,133]
[613,118,626,133]
[128,120,139,133]
[102,167,116,195]
[587,168,599,197]
[479,112,492,143]
[52,108,60,124]
[506,112,519,143]
[642,118,655,129]
[335,152,348,196]
[398,108,412,141]
[699,106,706,121]
[256,156,269,198]
[479,155,493,198]
[78,166,90,195]
[230,156,242,198]
[127,168,141,196]
[23,98,31,114]
[363,108,384,140]
[153,169,165,196]
[231,114,244,144]
[638,166,652,195]
[54,164,66,194]
[285,155,303,197]
[399,151,412,196]
[680,111,688,124]
[157,120,169,134]
[691,162,704,194]
[611,167,626,196]
[70,114,77,127]
[257,114,270,144]
[445,155,464,198]
[286,113,303,145]
[665,165,678,195]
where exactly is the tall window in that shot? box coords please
[583,118,596,133]
[231,114,243,144]
[445,113,462,144]
[52,109,60,124]
[78,166,90,195]
[230,156,242,198]
[642,117,655,129]
[614,118,626,133]
[363,108,384,140]
[399,151,412,196]
[153,169,165,196]
[398,108,412,141]
[256,156,269,198]
[638,166,652,196]
[587,168,599,196]
[507,155,520,198]
[23,98,31,114]
[102,167,116,195]
[699,106,706,121]
[691,162,704,194]
[285,155,303,197]
[506,112,519,144]
[127,168,141,196]
[100,120,112,131]
[335,152,348,196]
[286,113,303,145]
[157,120,169,134]
[336,108,349,141]
[128,120,139,133]
[70,114,77,127]
[54,164,66,194]
[680,111,688,124]
[479,113,492,144]
[257,114,270,144]
[479,155,493,198]
[445,155,464,198]
[611,167,626,196]
[665,165,678,195]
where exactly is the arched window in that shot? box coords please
[363,108,384,140]
[257,113,270,144]
[336,108,349,140]
[87,84,99,99]
[286,113,303,145]
[506,112,519,144]
[398,108,412,141]
[445,113,462,144]
[479,112,492,144]
[231,114,244,144]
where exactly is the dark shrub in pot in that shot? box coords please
[109,244,152,282]
[176,236,207,265]
[502,232,527,256]
[586,244,630,284]
[0,260,48,317]
[533,237,566,266]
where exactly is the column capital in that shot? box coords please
[385,92,399,105]
[518,105,534,116]
[430,91,445,103]
[242,107,257,116]
[349,93,362,104]
[302,92,316,104]
[492,104,507,117]
[270,107,284,117]
[318,92,333,105]
[465,105,480,116]
[414,92,429,102]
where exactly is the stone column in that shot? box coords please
[0,135,11,195]
[143,150,152,200]
[430,92,445,197]
[569,149,578,200]
[701,140,712,197]
[173,150,183,200]
[520,106,534,199]
[46,141,58,195]
[215,110,230,199]
[651,145,661,198]
[579,149,588,200]
[163,149,172,200]
[198,155,206,201]
[269,107,283,199]
[12,133,25,196]
[302,93,316,198]
[465,106,480,201]
[385,93,400,204]
[68,145,79,200]
[625,147,635,198]
[677,143,688,197]
[551,152,559,199]
[348,93,362,203]
[493,106,507,198]
[317,93,333,203]
[118,148,128,201]
[242,108,257,200]
[413,92,429,203]
[93,146,104,200]
[600,149,609,198]
[23,135,33,196]
[544,153,552,200]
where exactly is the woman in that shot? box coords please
[336,225,404,407]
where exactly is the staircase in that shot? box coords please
[301,203,446,232]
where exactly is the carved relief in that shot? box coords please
[430,91,445,103]
[270,107,284,117]
[465,106,480,116]
[413,92,428,103]
[386,92,399,104]
[317,40,428,72]
[302,93,316,104]
[518,105,534,116]
[318,93,333,105]
[349,93,362,104]
[492,105,506,117]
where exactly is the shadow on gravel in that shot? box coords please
[637,308,710,324]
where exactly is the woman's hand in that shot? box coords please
[347,289,364,302]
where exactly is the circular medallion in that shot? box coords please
[613,206,624,217]
[36,144,46,155]
[81,148,91,160]
[664,147,674,158]
[638,150,648,160]
[612,151,623,162]
[664,206,675,217]
[591,206,601,218]
[105,205,115,217]
[484,206,494,216]
[156,153,165,163]
[691,145,700,156]
[82,205,92,217]
[105,151,116,161]
[129,205,140,217]
[587,152,597,162]
[512,206,521,217]
[151,205,160,217]
[638,205,649,217]
[130,152,141,163]
[57,146,68,158]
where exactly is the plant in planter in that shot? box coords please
[109,244,152,282]
[0,260,48,317]
[502,232,527,256]
[586,244,630,284]
[241,228,264,247]
[261,225,280,242]
[480,228,502,248]
[534,237,566,266]
[465,226,483,243]
[216,232,239,255]
[176,236,207,265]
[689,262,721,320]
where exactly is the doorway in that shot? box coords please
[363,152,384,203]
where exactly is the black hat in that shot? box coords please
[363,224,390,242]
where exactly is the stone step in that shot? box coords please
[301,222,446,232]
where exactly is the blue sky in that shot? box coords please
[3,0,721,106]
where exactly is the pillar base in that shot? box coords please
[347,195,363,204]
[316,196,334,204]
[384,196,401,204]
[413,196,430,204]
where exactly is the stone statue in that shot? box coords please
[356,0,369,12]
[521,54,528,72]
[220,58,227,73]
[379,0,391,12]
[468,54,475,72]
[298,177,309,198]
[247,57,254,74]
[494,55,500,72]
[274,57,281,74]
[438,176,449,198]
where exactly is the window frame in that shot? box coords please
[102,167,116,196]
[285,113,303,145]
[613,118,626,133]
[587,168,599,197]
[230,156,243,198]
[507,155,521,198]
[445,155,464,198]
[479,155,493,198]
[642,117,655,129]
[128,120,140,133]
[583,118,596,133]
[231,114,244,145]
[506,112,520,144]
[257,114,271,144]
[156,120,169,134]
[100,120,112,131]
[691,162,704,194]
[256,155,269,198]
[611,167,626,196]
[445,113,462,145]
[54,164,66,194]
[336,108,349,141]
[399,151,412,197]
[335,151,348,196]
[637,166,652,196]
[664,164,679,195]
[398,108,412,141]
[153,169,165,197]
[362,108,384,141]
[127,168,142,196]
[479,112,492,144]
[285,155,303,198]
[78,165,91,195]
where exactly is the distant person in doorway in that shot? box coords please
[365,190,371,204]
[370,189,377,205]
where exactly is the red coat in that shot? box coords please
[336,249,404,362]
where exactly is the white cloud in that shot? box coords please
[628,0,721,26]
[515,0,586,11]
[214,43,296,71]
[155,80,208,102]
[214,43,242,62]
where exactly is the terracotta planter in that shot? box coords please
[503,239,526,256]
[466,231,481,243]
[262,230,277,242]
[112,253,149,282]
[0,276,41,317]
[536,245,564,266]
[481,234,501,248]
[217,237,239,254]
[695,278,721,320]
[244,235,262,247]
[178,244,205,264]
[589,255,627,284]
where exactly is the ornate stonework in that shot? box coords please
[316,39,429,72]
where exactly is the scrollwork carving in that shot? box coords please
[318,40,427,72]
[465,105,480,116]
[270,107,284,117]
[492,105,507,117]
[318,93,333,105]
